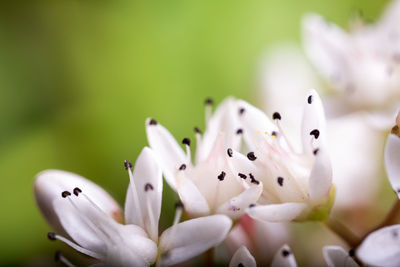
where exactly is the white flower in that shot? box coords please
[384,112,400,196]
[228,90,333,222]
[229,246,256,267]
[323,246,358,267]
[146,98,262,219]
[302,1,400,128]
[34,147,232,266]
[356,224,400,267]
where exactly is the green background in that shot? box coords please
[0,0,389,265]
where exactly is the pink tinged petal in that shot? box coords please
[301,89,327,155]
[34,170,122,235]
[124,147,163,242]
[271,244,297,267]
[385,134,400,197]
[323,246,358,267]
[145,118,186,190]
[197,97,240,163]
[246,203,307,222]
[158,215,232,266]
[175,173,210,216]
[357,225,400,267]
[217,185,263,220]
[229,246,256,267]
[308,146,332,202]
[236,99,278,151]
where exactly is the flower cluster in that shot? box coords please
[34,0,400,266]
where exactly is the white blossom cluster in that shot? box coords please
[34,1,400,266]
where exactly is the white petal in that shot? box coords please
[145,118,186,190]
[229,246,256,267]
[385,134,400,197]
[323,246,358,267]
[158,215,232,266]
[301,89,327,155]
[236,99,278,151]
[197,97,240,162]
[246,203,307,222]
[175,172,210,216]
[356,224,400,267]
[217,185,263,220]
[271,244,297,267]
[308,146,332,202]
[34,170,122,234]
[124,147,163,242]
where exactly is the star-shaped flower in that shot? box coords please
[146,98,262,219]
[228,90,333,222]
[34,147,232,266]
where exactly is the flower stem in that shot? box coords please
[204,248,214,267]
[323,216,360,248]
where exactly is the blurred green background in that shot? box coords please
[0,0,389,266]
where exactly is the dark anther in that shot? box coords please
[238,264,244,267]
[73,187,82,196]
[205,98,214,105]
[54,251,62,262]
[307,95,313,104]
[348,249,355,257]
[249,173,260,184]
[47,232,57,241]
[175,200,184,209]
[247,152,257,161]
[227,148,233,157]
[124,160,133,170]
[313,148,319,155]
[282,249,291,257]
[218,171,226,181]
[179,164,186,171]
[271,131,278,137]
[149,118,158,125]
[239,107,245,115]
[194,127,202,134]
[182,138,191,146]
[249,204,256,208]
[61,191,71,198]
[238,173,247,179]
[310,129,320,139]
[144,183,154,192]
[273,112,281,120]
[236,128,243,135]
[277,177,284,187]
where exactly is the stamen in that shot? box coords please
[272,115,296,154]
[227,148,233,157]
[182,138,191,146]
[272,112,281,120]
[194,127,202,135]
[238,173,247,179]
[313,148,319,155]
[249,204,256,208]
[271,131,278,137]
[238,107,245,115]
[281,249,291,257]
[277,177,284,187]
[247,152,257,161]
[73,187,82,196]
[179,164,186,171]
[310,129,320,139]
[144,183,154,192]
[144,191,157,241]
[124,160,133,170]
[204,97,214,105]
[55,251,76,267]
[61,191,71,198]
[204,98,213,125]
[182,138,191,164]
[217,171,226,181]
[48,233,101,259]
[249,173,260,185]
[126,166,144,228]
[348,249,355,257]
[236,128,243,135]
[307,95,313,104]
[149,118,158,126]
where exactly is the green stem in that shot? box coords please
[323,216,360,248]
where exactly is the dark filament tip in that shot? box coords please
[179,164,186,171]
[218,171,226,181]
[227,148,233,157]
[61,191,71,198]
[273,112,281,120]
[144,183,154,192]
[307,95,313,104]
[204,98,214,105]
[124,160,133,170]
[47,232,57,241]
[149,118,158,125]
[310,129,320,139]
[182,137,191,146]
[73,187,82,196]
[247,152,257,161]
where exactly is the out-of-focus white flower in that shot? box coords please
[34,147,232,266]
[228,90,333,223]
[323,246,358,267]
[384,112,400,196]
[356,224,400,267]
[302,0,400,128]
[271,244,297,267]
[259,45,384,210]
[146,98,262,219]
[229,246,256,267]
